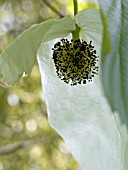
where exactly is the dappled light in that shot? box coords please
[7,94,19,106]
[26,119,37,132]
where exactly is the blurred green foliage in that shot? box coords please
[0,0,80,169]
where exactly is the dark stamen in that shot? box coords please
[52,38,99,86]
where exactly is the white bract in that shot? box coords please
[37,38,127,170]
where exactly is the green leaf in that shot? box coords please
[0,16,76,85]
[38,39,127,170]
[98,0,128,125]
[37,9,128,170]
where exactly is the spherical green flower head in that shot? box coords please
[52,38,99,86]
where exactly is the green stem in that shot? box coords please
[72,0,80,41]
[73,0,78,16]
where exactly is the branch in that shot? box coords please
[0,139,45,155]
[42,0,65,18]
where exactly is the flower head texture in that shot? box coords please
[52,38,99,85]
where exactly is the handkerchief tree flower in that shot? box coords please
[0,0,128,170]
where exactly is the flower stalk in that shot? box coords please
[73,0,78,16]
[72,0,80,41]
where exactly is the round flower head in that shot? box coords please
[52,38,99,86]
